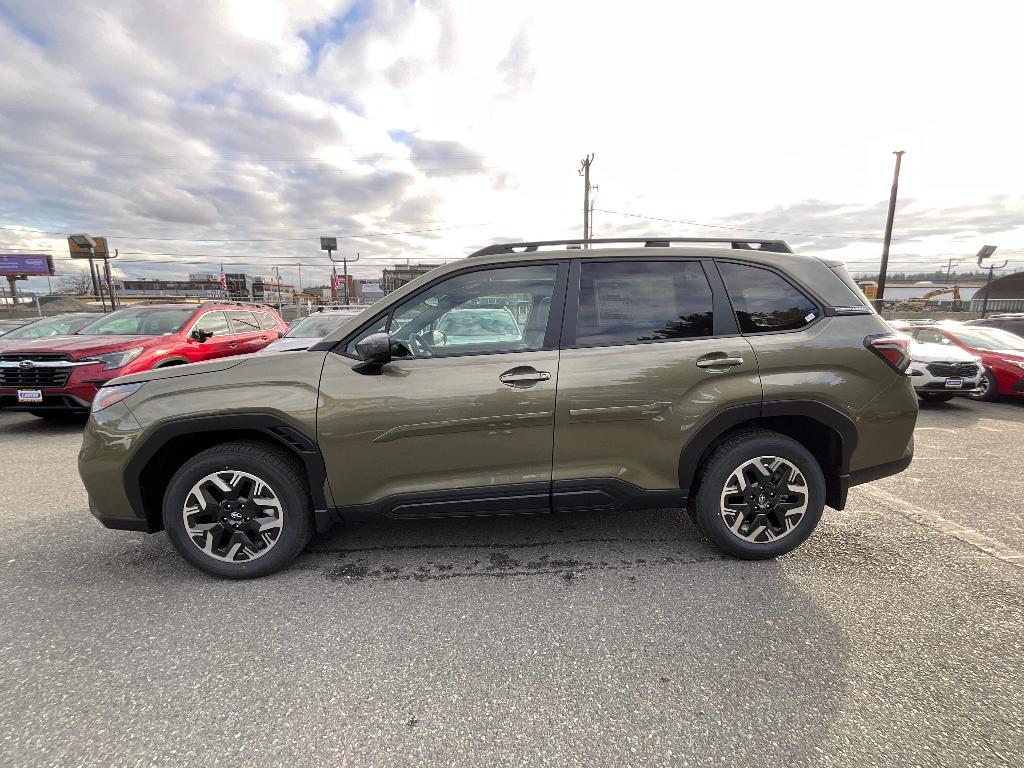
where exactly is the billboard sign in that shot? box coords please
[68,236,110,258]
[0,253,56,276]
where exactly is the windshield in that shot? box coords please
[436,309,520,338]
[1,315,95,339]
[285,313,355,338]
[77,307,195,336]
[948,326,1024,351]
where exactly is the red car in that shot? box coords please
[0,303,285,418]
[899,322,1024,401]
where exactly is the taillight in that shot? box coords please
[865,335,911,374]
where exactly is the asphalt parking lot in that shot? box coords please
[1,399,1022,768]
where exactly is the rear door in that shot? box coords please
[225,310,265,353]
[552,258,760,507]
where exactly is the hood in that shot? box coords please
[0,334,157,358]
[907,339,977,363]
[109,356,248,386]
[260,337,316,353]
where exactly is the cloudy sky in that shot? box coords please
[2,0,1023,295]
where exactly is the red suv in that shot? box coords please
[899,321,1024,401]
[0,303,285,417]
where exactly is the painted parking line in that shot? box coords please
[857,485,1024,568]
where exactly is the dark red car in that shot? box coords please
[0,303,285,417]
[899,322,1024,401]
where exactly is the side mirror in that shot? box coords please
[190,328,213,343]
[355,332,392,368]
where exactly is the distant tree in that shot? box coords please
[56,268,95,295]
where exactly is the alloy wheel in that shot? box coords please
[182,470,284,562]
[719,456,809,543]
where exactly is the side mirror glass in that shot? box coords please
[355,332,392,367]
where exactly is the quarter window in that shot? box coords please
[256,312,280,330]
[575,261,714,346]
[718,262,817,333]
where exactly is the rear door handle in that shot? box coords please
[499,367,551,386]
[695,356,744,369]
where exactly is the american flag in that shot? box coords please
[330,271,340,297]
[219,270,227,296]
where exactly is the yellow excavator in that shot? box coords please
[887,286,963,312]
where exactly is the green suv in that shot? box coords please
[78,238,917,578]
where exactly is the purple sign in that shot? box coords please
[0,253,55,276]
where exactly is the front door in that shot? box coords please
[317,262,567,517]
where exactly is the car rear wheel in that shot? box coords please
[162,441,313,579]
[966,370,999,401]
[693,430,825,560]
[917,393,956,403]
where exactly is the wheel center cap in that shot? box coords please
[757,493,768,507]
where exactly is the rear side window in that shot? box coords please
[226,310,260,333]
[575,261,713,346]
[256,312,280,330]
[718,262,817,333]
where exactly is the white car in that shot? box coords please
[889,326,983,402]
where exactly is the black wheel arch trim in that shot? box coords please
[677,399,858,506]
[123,413,332,532]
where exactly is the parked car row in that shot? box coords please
[0,304,285,417]
[890,319,1024,402]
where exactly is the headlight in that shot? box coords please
[1004,359,1024,370]
[91,382,144,412]
[90,347,145,370]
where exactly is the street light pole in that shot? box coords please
[875,150,905,310]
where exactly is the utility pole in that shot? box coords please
[944,258,958,286]
[875,150,905,310]
[579,153,595,247]
[273,265,281,308]
[975,245,1002,318]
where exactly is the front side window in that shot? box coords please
[575,260,713,346]
[347,264,558,359]
[193,311,230,336]
[718,262,817,333]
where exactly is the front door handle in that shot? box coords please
[695,355,744,369]
[499,367,551,387]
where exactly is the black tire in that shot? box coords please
[162,441,313,579]
[693,429,825,560]
[917,393,956,403]
[966,370,1000,402]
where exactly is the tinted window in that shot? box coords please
[256,312,280,330]
[194,311,230,336]
[914,329,950,345]
[347,264,558,359]
[718,262,817,333]
[2,315,94,339]
[78,307,194,336]
[226,310,260,333]
[575,261,713,346]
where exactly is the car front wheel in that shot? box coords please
[966,370,999,402]
[162,441,313,579]
[693,430,825,560]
